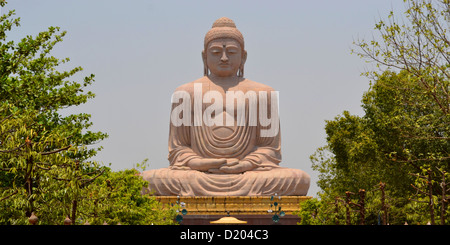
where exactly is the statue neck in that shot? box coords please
[207,74,243,88]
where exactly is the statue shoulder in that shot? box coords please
[241,79,276,92]
[174,77,209,93]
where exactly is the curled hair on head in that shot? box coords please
[204,17,245,52]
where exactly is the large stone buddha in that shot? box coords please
[142,17,310,196]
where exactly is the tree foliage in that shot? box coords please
[305,0,449,225]
[78,166,177,225]
[0,0,107,223]
[0,2,176,225]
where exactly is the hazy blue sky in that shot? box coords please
[3,0,406,197]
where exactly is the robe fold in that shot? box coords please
[142,77,310,196]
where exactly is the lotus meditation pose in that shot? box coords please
[142,17,310,196]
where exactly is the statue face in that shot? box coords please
[205,38,244,77]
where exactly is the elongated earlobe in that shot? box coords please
[202,51,208,76]
[238,50,247,77]
[238,65,244,77]
[204,64,208,76]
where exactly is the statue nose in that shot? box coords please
[221,51,229,62]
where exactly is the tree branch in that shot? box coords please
[80,168,105,187]
[39,145,71,155]
[0,143,26,153]
[0,113,14,124]
[0,190,18,202]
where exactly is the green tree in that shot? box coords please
[0,2,177,225]
[306,0,449,225]
[76,166,177,225]
[295,198,332,225]
[0,1,107,224]
[354,0,450,224]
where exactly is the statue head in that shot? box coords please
[203,17,247,78]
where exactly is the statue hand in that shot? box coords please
[187,158,227,172]
[207,158,239,174]
[218,160,254,174]
[224,158,239,166]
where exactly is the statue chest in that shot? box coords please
[211,111,237,138]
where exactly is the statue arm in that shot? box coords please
[168,123,199,170]
[167,92,200,170]
[241,128,282,170]
[242,89,282,170]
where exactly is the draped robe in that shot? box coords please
[141,77,310,196]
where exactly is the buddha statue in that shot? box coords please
[141,17,310,196]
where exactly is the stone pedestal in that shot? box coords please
[156,196,311,225]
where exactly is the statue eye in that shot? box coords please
[227,47,238,54]
[210,49,222,55]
